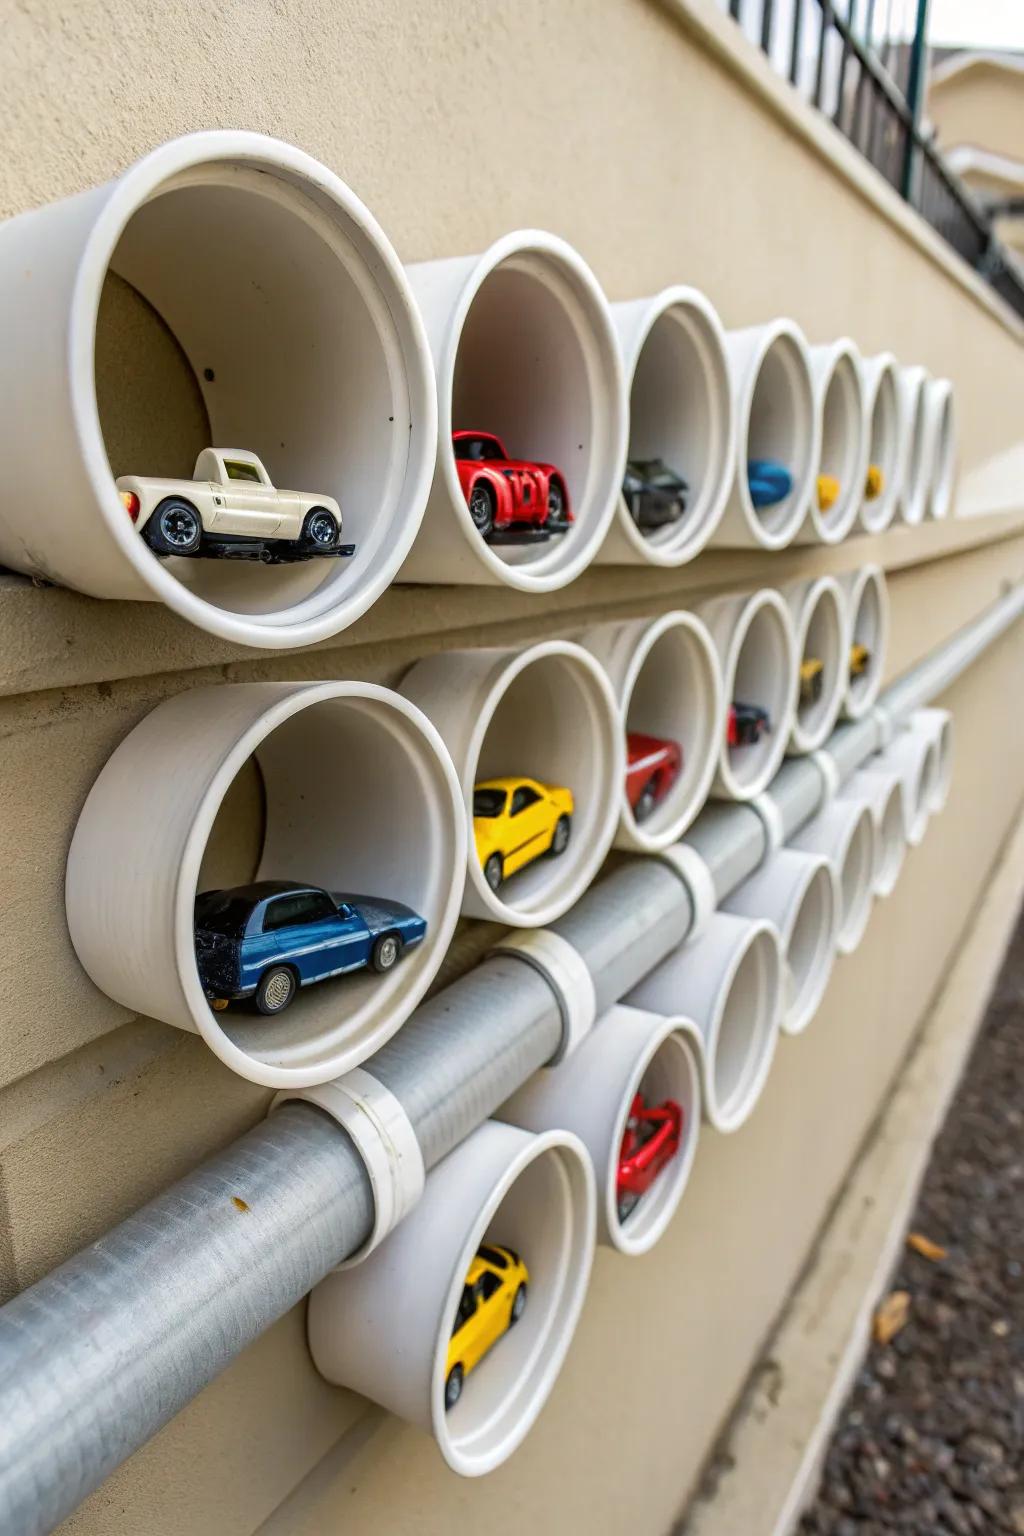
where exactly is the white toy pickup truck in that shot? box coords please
[117,449,353,563]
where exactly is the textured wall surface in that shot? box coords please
[0,2,1023,1534]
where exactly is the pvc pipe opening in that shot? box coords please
[808,346,864,541]
[911,711,953,813]
[708,591,795,799]
[843,565,889,720]
[860,358,900,532]
[875,780,907,896]
[836,807,875,952]
[404,234,626,590]
[605,290,734,564]
[898,368,929,524]
[790,577,846,753]
[782,861,837,1035]
[616,614,723,850]
[402,641,621,925]
[927,384,956,520]
[609,1030,700,1252]
[66,683,465,1087]
[746,335,816,540]
[1,133,436,646]
[711,927,781,1130]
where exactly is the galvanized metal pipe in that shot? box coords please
[0,581,1021,1536]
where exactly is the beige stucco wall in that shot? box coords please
[929,61,1024,162]
[0,3,1023,1534]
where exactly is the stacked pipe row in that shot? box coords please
[66,564,889,1087]
[0,130,956,649]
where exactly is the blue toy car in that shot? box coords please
[747,458,793,509]
[193,880,427,1016]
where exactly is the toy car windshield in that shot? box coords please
[454,435,505,462]
[194,892,253,938]
[473,788,507,817]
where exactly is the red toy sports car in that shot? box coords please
[625,732,683,823]
[616,1093,684,1222]
[453,431,572,543]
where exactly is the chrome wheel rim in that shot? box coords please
[162,508,199,547]
[378,936,398,968]
[548,484,563,517]
[307,511,335,545]
[469,486,491,530]
[263,971,292,1010]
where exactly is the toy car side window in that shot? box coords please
[510,787,541,816]
[478,1244,507,1269]
[452,1285,476,1334]
[478,1271,502,1302]
[263,892,336,932]
[223,459,264,484]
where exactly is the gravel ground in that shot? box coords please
[799,906,1024,1535]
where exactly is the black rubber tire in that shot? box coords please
[444,1364,464,1412]
[302,505,340,551]
[548,815,571,857]
[144,497,202,557]
[634,779,658,824]
[371,932,402,974]
[468,482,495,538]
[547,480,566,521]
[255,965,297,1016]
[484,853,504,892]
[510,1283,527,1325]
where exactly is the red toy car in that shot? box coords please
[617,1093,684,1221]
[727,701,771,748]
[625,732,683,823]
[453,431,572,543]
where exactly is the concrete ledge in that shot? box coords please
[678,791,1024,1536]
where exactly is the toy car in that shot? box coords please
[445,1244,528,1410]
[864,463,884,501]
[118,448,354,564]
[748,458,793,509]
[622,458,689,530]
[727,702,771,747]
[452,431,572,544]
[473,777,574,892]
[800,657,824,706]
[193,880,426,1015]
[817,474,840,512]
[849,642,870,680]
[626,732,683,822]
[616,1093,684,1222]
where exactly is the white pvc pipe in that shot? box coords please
[580,611,724,851]
[858,731,938,847]
[789,799,876,955]
[307,1119,595,1477]
[836,767,907,898]
[598,288,736,565]
[921,378,957,521]
[895,363,930,525]
[400,232,627,590]
[721,848,837,1037]
[712,320,820,549]
[500,1004,701,1256]
[624,911,782,1133]
[797,339,867,544]
[698,589,798,799]
[65,682,466,1088]
[907,708,953,814]
[400,640,622,925]
[0,131,438,648]
[783,575,848,754]
[857,352,901,533]
[840,564,890,721]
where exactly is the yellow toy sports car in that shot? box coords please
[816,473,840,513]
[849,642,870,680]
[445,1244,529,1410]
[800,656,824,705]
[864,463,884,501]
[473,777,574,892]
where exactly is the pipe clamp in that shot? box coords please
[491,929,597,1062]
[272,1069,424,1267]
[811,749,841,806]
[654,843,717,941]
[749,793,785,859]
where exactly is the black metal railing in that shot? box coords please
[722,0,1024,320]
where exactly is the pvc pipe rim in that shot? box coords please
[66,130,437,647]
[429,230,627,591]
[609,287,736,565]
[925,379,957,520]
[842,564,890,720]
[896,364,930,525]
[787,575,847,754]
[804,339,866,543]
[706,588,797,799]
[707,918,781,1131]
[729,319,819,549]
[858,352,901,532]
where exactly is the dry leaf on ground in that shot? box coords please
[873,1289,911,1345]
[907,1231,948,1262]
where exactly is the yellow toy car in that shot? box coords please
[864,463,884,501]
[445,1244,529,1410]
[800,656,824,705]
[849,642,870,680]
[473,777,574,892]
[817,473,840,513]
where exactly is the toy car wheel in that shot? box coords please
[371,932,402,973]
[547,480,566,521]
[444,1364,464,1412]
[634,779,658,824]
[467,482,495,538]
[302,506,340,551]
[484,853,504,892]
[548,815,571,857]
[510,1283,527,1325]
[145,498,202,557]
[255,965,296,1016]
